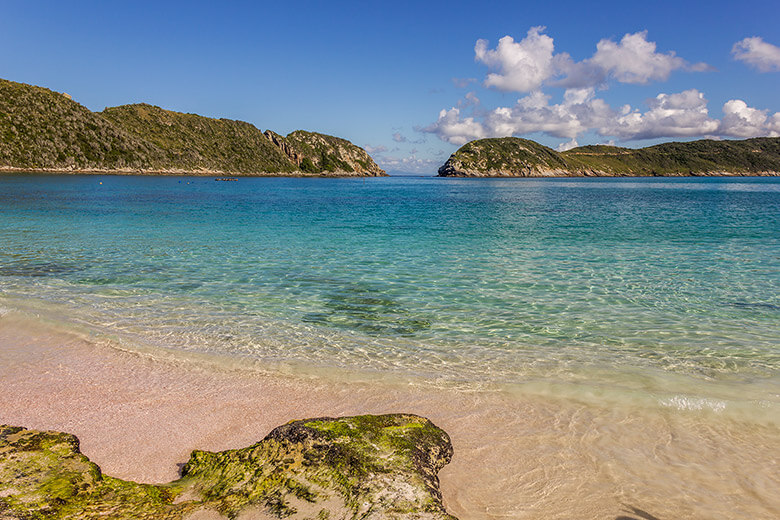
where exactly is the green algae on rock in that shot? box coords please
[0,415,456,520]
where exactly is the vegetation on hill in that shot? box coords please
[0,78,385,176]
[101,104,297,173]
[0,79,162,170]
[438,137,570,177]
[438,136,780,177]
[563,138,780,175]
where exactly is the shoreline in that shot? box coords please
[436,170,780,178]
[0,167,385,177]
[4,167,780,178]
[1,311,778,519]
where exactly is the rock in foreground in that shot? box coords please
[0,414,456,519]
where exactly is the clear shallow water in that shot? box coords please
[0,174,778,416]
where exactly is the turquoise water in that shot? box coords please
[1,174,778,411]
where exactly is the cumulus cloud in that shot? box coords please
[732,37,780,72]
[475,28,707,92]
[588,31,691,84]
[605,89,719,139]
[421,107,488,145]
[475,27,556,92]
[485,88,615,139]
[423,89,780,146]
[719,99,780,137]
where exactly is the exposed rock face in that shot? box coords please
[0,414,456,519]
[438,136,780,177]
[264,130,303,168]
[265,130,386,176]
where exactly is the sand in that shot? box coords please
[1,313,778,519]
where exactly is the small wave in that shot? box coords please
[659,395,727,413]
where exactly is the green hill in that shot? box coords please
[0,79,163,170]
[101,104,297,174]
[0,78,385,176]
[438,136,780,177]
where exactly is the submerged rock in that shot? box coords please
[0,414,456,519]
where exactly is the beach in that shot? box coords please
[2,310,778,519]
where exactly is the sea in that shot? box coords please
[1,173,778,518]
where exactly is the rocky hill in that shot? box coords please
[0,78,385,176]
[438,136,780,177]
[264,129,385,175]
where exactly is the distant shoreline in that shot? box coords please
[0,166,382,177]
[7,168,776,180]
[436,170,780,178]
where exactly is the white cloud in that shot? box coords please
[556,138,579,151]
[474,28,707,92]
[364,145,387,154]
[589,31,688,84]
[423,89,780,145]
[475,27,556,92]
[719,99,780,137]
[604,89,719,139]
[732,37,780,72]
[421,107,488,145]
[392,132,407,143]
[484,88,614,139]
[376,154,443,174]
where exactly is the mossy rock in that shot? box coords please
[0,415,456,519]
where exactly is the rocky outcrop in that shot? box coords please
[264,130,303,168]
[0,414,456,519]
[265,130,387,176]
[438,137,572,177]
[438,136,780,177]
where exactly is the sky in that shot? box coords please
[1,0,779,174]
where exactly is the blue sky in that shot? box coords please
[1,0,779,174]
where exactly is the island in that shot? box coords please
[0,78,385,177]
[437,136,780,177]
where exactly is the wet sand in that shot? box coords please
[1,314,778,519]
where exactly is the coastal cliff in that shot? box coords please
[0,78,385,176]
[438,136,780,177]
[264,129,386,176]
[0,414,455,519]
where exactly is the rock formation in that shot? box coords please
[0,414,456,519]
